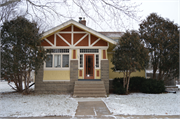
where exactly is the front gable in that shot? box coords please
[41,24,110,48]
[41,20,116,48]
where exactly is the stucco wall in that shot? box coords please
[43,70,70,81]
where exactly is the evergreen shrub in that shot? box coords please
[112,78,126,94]
[141,78,165,94]
[112,77,165,94]
[129,77,145,92]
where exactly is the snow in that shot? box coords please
[0,81,78,117]
[102,91,180,115]
[0,81,15,93]
[1,81,180,117]
[0,81,34,93]
[176,85,180,89]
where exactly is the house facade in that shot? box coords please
[35,18,145,95]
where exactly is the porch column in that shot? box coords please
[101,60,109,94]
[70,60,78,83]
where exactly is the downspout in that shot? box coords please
[145,68,147,79]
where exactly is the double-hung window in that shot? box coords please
[46,55,53,67]
[45,49,69,68]
[54,55,61,67]
[62,55,69,67]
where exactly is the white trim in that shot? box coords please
[43,80,70,82]
[89,33,91,46]
[43,46,108,49]
[54,34,56,46]
[57,33,71,46]
[101,59,108,60]
[44,38,54,46]
[71,25,73,45]
[42,19,116,45]
[44,68,70,70]
[71,59,78,60]
[91,38,100,46]
[58,31,87,34]
[74,33,88,46]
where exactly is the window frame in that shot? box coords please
[46,54,53,68]
[79,50,100,69]
[45,52,70,70]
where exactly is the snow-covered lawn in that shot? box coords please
[102,90,180,115]
[0,81,180,117]
[0,81,78,117]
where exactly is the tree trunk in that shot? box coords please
[126,71,131,94]
[123,72,126,88]
[153,65,157,79]
[158,68,162,80]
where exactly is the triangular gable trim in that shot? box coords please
[42,19,116,45]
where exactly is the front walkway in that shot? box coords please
[0,98,180,119]
[76,101,111,116]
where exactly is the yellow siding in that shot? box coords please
[95,69,101,79]
[78,69,84,79]
[43,70,70,81]
[108,54,145,79]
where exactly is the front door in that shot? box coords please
[84,54,94,79]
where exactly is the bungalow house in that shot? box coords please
[35,18,145,97]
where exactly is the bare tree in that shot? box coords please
[0,0,141,31]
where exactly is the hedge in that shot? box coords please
[112,77,165,94]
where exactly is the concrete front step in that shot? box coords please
[73,94,107,97]
[74,88,105,91]
[75,85,104,88]
[74,90,106,94]
[75,81,104,84]
[73,81,107,97]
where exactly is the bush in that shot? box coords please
[141,78,165,94]
[113,78,126,94]
[129,77,146,92]
[112,77,165,94]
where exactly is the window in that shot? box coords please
[54,55,61,68]
[62,55,69,67]
[80,54,83,67]
[46,55,52,67]
[96,55,99,68]
[46,49,69,53]
[45,49,69,68]
[80,49,99,53]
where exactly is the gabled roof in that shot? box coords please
[99,32,124,38]
[42,19,117,45]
